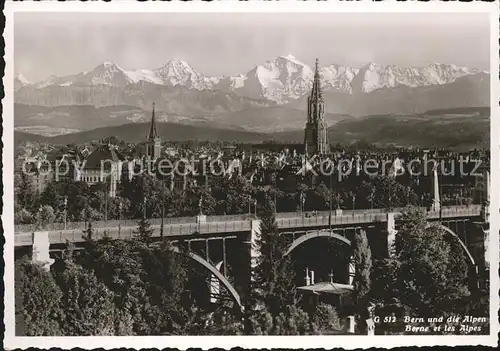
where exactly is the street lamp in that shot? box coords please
[64,196,68,230]
[352,195,356,211]
[38,206,42,229]
[329,172,332,229]
[84,206,87,230]
[118,199,123,237]
[254,199,257,217]
[161,195,165,240]
[104,179,108,225]
[301,192,306,213]
[248,197,252,218]
[143,197,147,220]
[274,173,277,214]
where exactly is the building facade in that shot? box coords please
[304,59,329,155]
[76,144,125,198]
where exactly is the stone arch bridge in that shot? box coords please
[14,205,489,309]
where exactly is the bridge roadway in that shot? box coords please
[14,205,481,247]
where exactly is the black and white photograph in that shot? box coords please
[3,1,499,348]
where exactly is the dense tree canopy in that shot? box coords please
[371,207,475,334]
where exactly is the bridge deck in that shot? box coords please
[14,205,482,247]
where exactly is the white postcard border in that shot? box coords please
[3,0,499,349]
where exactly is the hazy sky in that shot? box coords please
[15,12,490,82]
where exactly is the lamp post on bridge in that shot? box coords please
[37,206,42,230]
[104,179,108,226]
[329,172,332,230]
[370,188,374,210]
[336,165,341,212]
[248,197,252,218]
[388,181,392,211]
[63,196,68,231]
[439,172,443,223]
[161,196,165,240]
[248,197,257,218]
[118,198,122,237]
[84,206,87,231]
[274,172,277,214]
[300,192,306,214]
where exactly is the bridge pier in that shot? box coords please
[31,231,54,272]
[347,316,356,333]
[483,228,490,269]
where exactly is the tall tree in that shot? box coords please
[39,205,56,226]
[82,221,94,242]
[395,208,470,317]
[15,258,63,336]
[134,217,154,243]
[248,196,300,334]
[39,181,59,208]
[15,173,37,211]
[352,229,372,332]
[54,261,118,336]
[77,238,153,335]
[143,240,189,334]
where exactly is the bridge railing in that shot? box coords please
[14,205,482,235]
[13,220,254,246]
[15,233,34,246]
[14,215,199,233]
[14,205,483,247]
[277,212,389,228]
[427,206,481,219]
[205,214,252,222]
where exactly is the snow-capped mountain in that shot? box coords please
[76,62,136,87]
[349,62,482,94]
[154,58,218,90]
[33,72,87,89]
[16,72,31,85]
[320,64,360,93]
[14,73,32,91]
[214,54,314,103]
[24,55,487,104]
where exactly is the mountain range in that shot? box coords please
[15,54,490,134]
[17,55,486,103]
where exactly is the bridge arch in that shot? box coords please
[284,230,351,257]
[425,223,476,267]
[170,246,242,308]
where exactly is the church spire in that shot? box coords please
[147,102,159,141]
[304,58,328,155]
[311,58,323,102]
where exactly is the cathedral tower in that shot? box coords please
[146,103,162,161]
[304,58,329,155]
